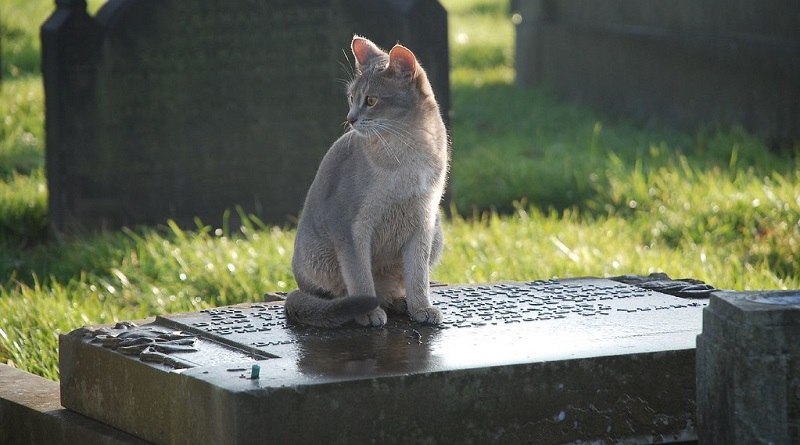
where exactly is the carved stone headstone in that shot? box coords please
[696,290,800,444]
[60,278,706,444]
[41,0,449,231]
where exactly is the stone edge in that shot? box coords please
[0,363,151,445]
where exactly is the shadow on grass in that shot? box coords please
[0,210,295,310]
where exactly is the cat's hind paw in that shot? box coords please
[354,307,387,327]
[410,306,442,325]
[385,296,408,315]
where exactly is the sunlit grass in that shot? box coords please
[447,0,515,87]
[0,78,44,176]
[2,214,297,378]
[0,0,53,78]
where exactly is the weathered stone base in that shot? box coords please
[697,290,800,444]
[0,363,150,445]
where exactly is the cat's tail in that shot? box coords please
[283,289,379,327]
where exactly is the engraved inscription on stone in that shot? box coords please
[432,280,704,328]
[71,278,708,381]
[150,278,708,373]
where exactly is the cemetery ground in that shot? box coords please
[1,0,799,381]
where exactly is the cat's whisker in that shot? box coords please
[334,77,352,88]
[366,126,401,165]
[337,52,356,83]
[381,126,415,144]
[374,121,416,152]
[369,124,405,151]
[374,119,417,138]
[363,124,399,164]
[379,133,401,165]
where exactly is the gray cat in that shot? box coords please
[284,36,449,328]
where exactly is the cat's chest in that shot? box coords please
[358,168,431,225]
[370,160,441,200]
[368,195,429,256]
[363,136,443,192]
[378,174,426,202]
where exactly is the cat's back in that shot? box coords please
[317,130,361,173]
[301,130,369,212]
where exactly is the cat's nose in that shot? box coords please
[346,111,357,125]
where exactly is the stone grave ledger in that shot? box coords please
[41,0,449,231]
[697,290,800,445]
[60,278,704,445]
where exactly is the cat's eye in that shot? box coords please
[365,96,377,107]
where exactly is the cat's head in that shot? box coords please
[345,36,436,135]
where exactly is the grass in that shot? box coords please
[1,0,799,381]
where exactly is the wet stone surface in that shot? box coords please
[144,277,708,376]
[60,278,706,444]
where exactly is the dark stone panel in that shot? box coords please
[515,0,800,145]
[41,0,449,231]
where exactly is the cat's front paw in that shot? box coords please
[354,307,387,327]
[410,306,442,325]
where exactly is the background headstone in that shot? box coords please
[513,0,800,147]
[696,290,800,444]
[42,0,449,231]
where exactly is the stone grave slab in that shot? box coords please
[60,278,705,444]
[696,290,800,444]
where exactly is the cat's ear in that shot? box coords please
[388,44,417,81]
[351,36,384,71]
